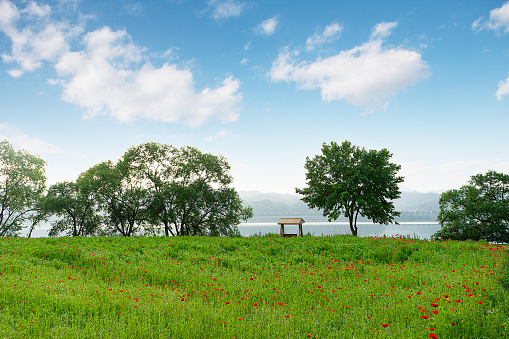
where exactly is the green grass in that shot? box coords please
[0,235,507,338]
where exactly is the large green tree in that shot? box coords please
[0,140,47,236]
[122,142,253,236]
[78,160,150,237]
[44,181,102,237]
[433,171,509,242]
[296,141,403,236]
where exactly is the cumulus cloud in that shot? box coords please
[54,27,242,127]
[0,0,243,127]
[268,22,429,109]
[0,0,77,77]
[255,16,278,36]
[473,2,509,33]
[306,22,342,51]
[208,0,246,20]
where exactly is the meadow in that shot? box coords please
[0,235,507,338]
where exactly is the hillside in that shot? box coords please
[239,190,440,223]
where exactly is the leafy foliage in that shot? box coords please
[0,140,46,236]
[433,170,509,242]
[43,181,101,237]
[296,141,403,236]
[122,142,253,236]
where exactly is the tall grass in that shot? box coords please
[0,235,507,338]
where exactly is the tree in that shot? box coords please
[296,141,403,236]
[122,142,253,236]
[0,140,47,236]
[433,171,509,242]
[43,181,101,237]
[78,160,150,237]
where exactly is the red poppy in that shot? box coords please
[432,310,439,314]
[431,303,439,308]
[422,315,430,319]
[278,303,285,306]
[429,334,438,339]
[306,335,312,338]
[381,324,389,328]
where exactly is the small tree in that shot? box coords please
[433,170,509,242]
[0,140,47,236]
[296,141,403,236]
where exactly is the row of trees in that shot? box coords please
[2,137,507,241]
[0,140,252,237]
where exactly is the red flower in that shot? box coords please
[253,303,257,307]
[422,315,430,319]
[278,303,285,306]
[432,310,439,314]
[431,303,439,308]
[429,334,438,339]
[306,335,312,338]
[381,324,389,328]
[451,322,455,326]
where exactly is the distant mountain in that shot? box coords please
[239,190,440,223]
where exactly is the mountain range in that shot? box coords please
[239,190,440,223]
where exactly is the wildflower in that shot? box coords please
[381,324,389,328]
[432,310,439,315]
[429,334,438,339]
[422,315,430,319]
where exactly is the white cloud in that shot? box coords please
[255,15,278,36]
[54,27,242,127]
[371,21,398,39]
[496,73,509,100]
[306,22,342,51]
[0,0,77,77]
[473,2,509,33]
[209,0,246,20]
[268,23,429,109]
[473,3,509,100]
[1,1,243,127]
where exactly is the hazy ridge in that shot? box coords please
[239,191,440,223]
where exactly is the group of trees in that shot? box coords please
[0,140,252,237]
[296,141,508,242]
[2,137,507,242]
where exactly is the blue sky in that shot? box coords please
[1,0,508,194]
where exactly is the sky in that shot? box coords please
[1,0,509,195]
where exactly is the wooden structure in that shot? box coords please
[278,218,305,238]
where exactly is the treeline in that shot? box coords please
[0,140,252,237]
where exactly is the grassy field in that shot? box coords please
[0,235,508,338]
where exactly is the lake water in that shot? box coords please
[238,222,441,239]
[22,222,441,239]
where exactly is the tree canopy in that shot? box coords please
[433,170,509,242]
[296,141,403,236]
[122,142,253,236]
[0,140,46,236]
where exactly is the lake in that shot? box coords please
[22,222,441,239]
[238,222,441,239]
